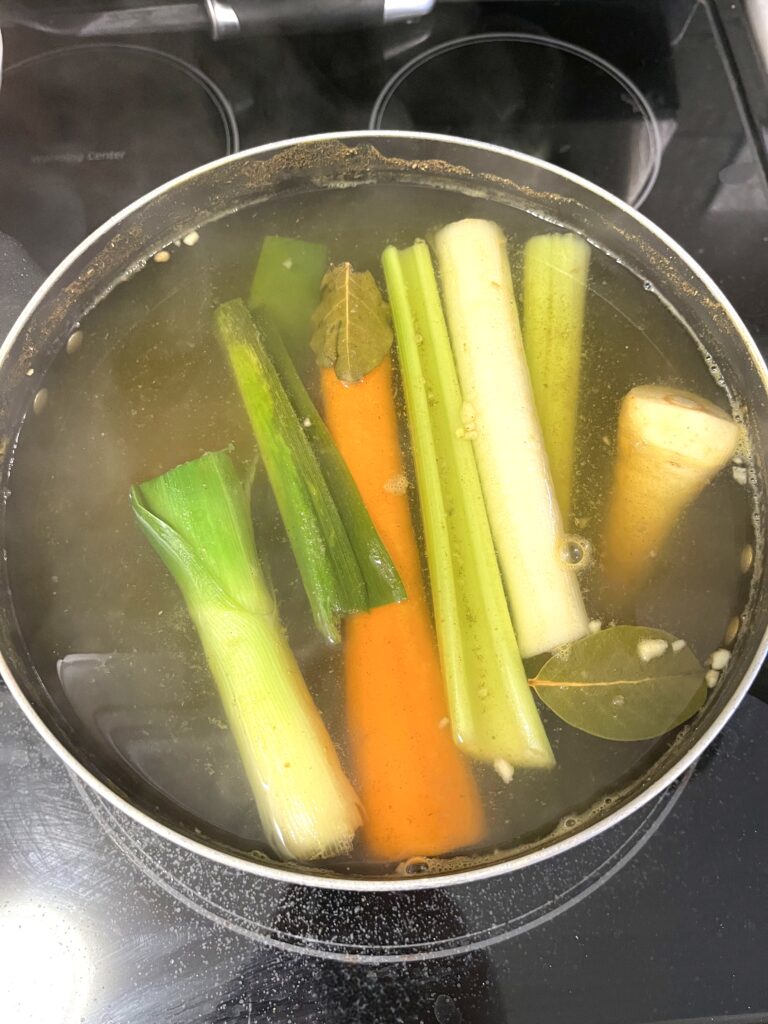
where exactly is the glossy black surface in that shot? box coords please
[0,2,767,1021]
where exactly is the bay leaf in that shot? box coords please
[310,262,393,382]
[531,625,707,741]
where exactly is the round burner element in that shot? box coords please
[370,33,661,207]
[76,769,691,963]
[0,44,238,270]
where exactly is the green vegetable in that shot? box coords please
[382,240,554,769]
[434,218,589,658]
[531,625,707,741]
[311,262,394,382]
[523,232,591,520]
[258,312,405,609]
[130,451,362,860]
[214,299,366,642]
[249,236,328,356]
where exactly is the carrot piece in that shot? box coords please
[320,359,487,862]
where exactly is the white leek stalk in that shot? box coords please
[131,451,362,861]
[434,218,590,657]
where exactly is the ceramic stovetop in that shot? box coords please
[0,2,767,1021]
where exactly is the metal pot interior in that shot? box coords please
[0,132,766,890]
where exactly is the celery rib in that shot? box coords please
[523,232,591,520]
[382,241,554,768]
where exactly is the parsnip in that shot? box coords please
[604,384,740,590]
[434,218,590,658]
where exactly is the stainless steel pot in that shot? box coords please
[1,131,766,891]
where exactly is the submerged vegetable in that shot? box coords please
[130,451,362,860]
[254,314,405,609]
[249,235,328,356]
[382,239,554,768]
[434,218,590,658]
[214,299,365,642]
[523,232,591,520]
[603,385,740,591]
[320,355,487,860]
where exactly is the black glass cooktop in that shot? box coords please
[0,2,767,1022]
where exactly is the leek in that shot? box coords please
[249,235,328,358]
[214,299,365,643]
[523,232,591,520]
[130,451,362,861]
[382,241,554,768]
[255,313,405,608]
[434,218,590,658]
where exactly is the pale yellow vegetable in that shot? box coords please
[604,385,740,590]
[434,218,590,658]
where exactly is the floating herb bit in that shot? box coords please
[310,262,394,382]
[604,385,740,592]
[531,625,707,741]
[130,451,362,860]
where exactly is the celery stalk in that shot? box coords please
[130,451,362,861]
[249,236,327,358]
[214,299,366,642]
[255,312,405,609]
[434,219,590,658]
[523,232,591,520]
[382,241,554,768]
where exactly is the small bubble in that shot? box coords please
[560,535,592,569]
[66,330,83,355]
[643,280,654,291]
[740,544,754,574]
[33,389,48,415]
[724,616,740,646]
[402,856,430,875]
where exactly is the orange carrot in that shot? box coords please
[320,358,486,862]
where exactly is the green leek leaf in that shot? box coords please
[215,299,366,642]
[249,235,328,357]
[255,311,405,609]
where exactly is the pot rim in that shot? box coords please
[2,129,767,892]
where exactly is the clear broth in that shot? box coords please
[5,184,754,875]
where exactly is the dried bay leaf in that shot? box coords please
[310,262,393,382]
[531,625,707,741]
